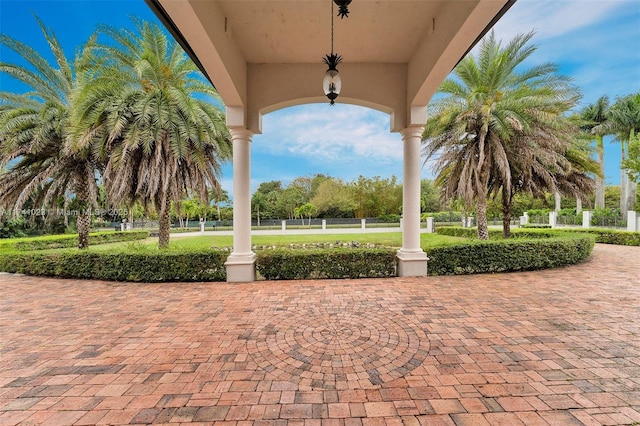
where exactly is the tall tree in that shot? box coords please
[311,178,356,217]
[606,93,640,213]
[350,175,402,218]
[580,96,610,209]
[210,188,229,221]
[251,180,282,221]
[0,17,98,248]
[420,179,441,212]
[423,31,579,239]
[277,186,305,220]
[73,20,231,248]
[625,136,640,183]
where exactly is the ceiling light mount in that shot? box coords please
[334,0,352,19]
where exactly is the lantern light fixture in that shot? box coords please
[322,0,348,105]
[322,53,342,105]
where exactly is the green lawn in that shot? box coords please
[80,232,467,253]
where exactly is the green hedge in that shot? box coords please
[435,226,556,239]
[0,249,227,282]
[435,226,640,246]
[256,248,397,280]
[0,231,150,251]
[0,228,602,282]
[427,235,595,276]
[553,228,640,246]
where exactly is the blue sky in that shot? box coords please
[1,0,639,195]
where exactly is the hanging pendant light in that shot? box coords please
[322,53,342,106]
[322,0,343,106]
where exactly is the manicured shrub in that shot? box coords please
[553,228,640,246]
[427,211,463,223]
[426,235,595,275]
[0,227,604,282]
[437,225,640,246]
[256,248,397,280]
[590,208,621,226]
[435,226,557,239]
[0,231,149,251]
[527,209,550,216]
[0,218,27,238]
[377,214,401,223]
[0,249,227,282]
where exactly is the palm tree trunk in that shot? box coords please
[621,140,628,214]
[158,207,171,249]
[627,179,637,212]
[75,178,90,250]
[476,192,489,240]
[501,189,511,239]
[595,135,605,208]
[474,126,491,240]
[576,197,582,214]
[621,172,628,214]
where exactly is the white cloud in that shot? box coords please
[491,0,630,42]
[254,104,403,164]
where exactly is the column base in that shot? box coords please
[396,249,429,277]
[225,252,257,282]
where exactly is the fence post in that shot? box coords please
[322,219,326,233]
[281,220,286,234]
[549,211,557,228]
[519,212,529,226]
[200,218,205,234]
[361,218,366,233]
[582,211,592,229]
[121,221,125,232]
[426,217,434,233]
[627,211,638,232]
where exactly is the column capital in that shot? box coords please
[400,126,425,141]
[229,127,254,142]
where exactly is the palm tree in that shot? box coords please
[73,20,231,249]
[0,17,98,249]
[580,96,610,209]
[493,124,596,238]
[625,135,640,182]
[606,93,640,213]
[423,31,579,239]
[210,188,230,222]
[294,203,318,226]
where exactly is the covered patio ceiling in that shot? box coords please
[146,0,514,133]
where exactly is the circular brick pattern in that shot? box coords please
[246,304,430,389]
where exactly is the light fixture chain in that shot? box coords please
[331,0,334,55]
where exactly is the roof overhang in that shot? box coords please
[146,0,514,133]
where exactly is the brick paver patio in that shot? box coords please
[1,243,639,425]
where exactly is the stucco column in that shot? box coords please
[397,126,428,276]
[225,128,256,282]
